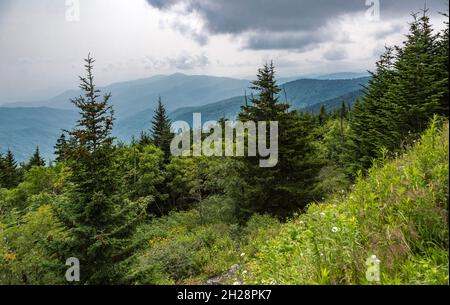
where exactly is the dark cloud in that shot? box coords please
[245,31,329,51]
[147,0,447,50]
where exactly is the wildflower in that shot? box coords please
[240,252,246,257]
[371,255,381,264]
[331,226,340,233]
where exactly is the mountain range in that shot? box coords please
[0,73,369,161]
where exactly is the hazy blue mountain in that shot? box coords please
[314,72,370,80]
[281,77,370,109]
[116,77,370,141]
[0,107,78,162]
[1,75,370,161]
[301,89,365,114]
[3,74,252,120]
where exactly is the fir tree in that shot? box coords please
[236,62,322,219]
[57,54,139,284]
[318,105,328,125]
[0,149,20,189]
[27,146,46,169]
[54,133,68,163]
[348,10,449,174]
[150,97,173,159]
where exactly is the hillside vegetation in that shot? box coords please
[242,120,449,285]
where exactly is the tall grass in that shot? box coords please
[244,118,449,285]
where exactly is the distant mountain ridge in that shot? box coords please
[166,77,370,126]
[0,107,78,162]
[1,73,370,161]
[3,73,253,120]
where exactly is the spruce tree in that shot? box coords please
[348,10,449,174]
[0,149,20,189]
[388,10,446,134]
[150,97,173,159]
[57,54,138,284]
[54,133,68,163]
[27,146,46,169]
[318,105,328,125]
[236,62,322,219]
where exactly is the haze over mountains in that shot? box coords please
[0,72,369,161]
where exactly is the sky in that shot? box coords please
[0,0,448,103]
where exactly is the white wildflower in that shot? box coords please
[332,226,340,233]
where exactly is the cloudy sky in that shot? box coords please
[0,0,447,103]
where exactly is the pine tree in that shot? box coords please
[0,149,20,189]
[150,97,173,159]
[236,62,322,219]
[54,133,68,163]
[318,105,328,125]
[27,146,46,169]
[138,130,152,146]
[57,54,139,284]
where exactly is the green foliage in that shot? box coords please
[0,205,68,284]
[242,120,449,285]
[128,196,239,284]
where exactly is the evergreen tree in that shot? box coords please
[0,149,20,189]
[57,54,139,284]
[435,11,449,116]
[27,146,46,169]
[54,133,68,163]
[235,62,322,219]
[388,10,447,133]
[318,105,328,125]
[348,10,449,174]
[138,130,152,146]
[150,97,173,159]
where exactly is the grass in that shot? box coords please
[239,119,449,285]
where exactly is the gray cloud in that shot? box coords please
[144,53,210,70]
[245,31,329,51]
[147,0,447,50]
[323,48,348,61]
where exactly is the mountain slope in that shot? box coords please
[282,77,370,109]
[1,76,371,160]
[242,120,449,284]
[4,74,252,119]
[0,107,78,161]
[302,89,364,114]
[165,77,370,125]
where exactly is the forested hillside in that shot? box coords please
[0,10,448,285]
